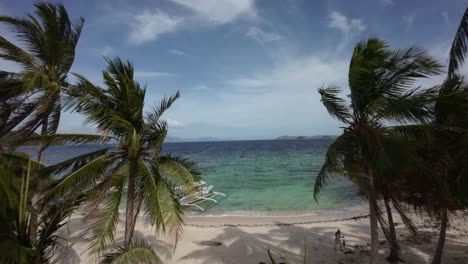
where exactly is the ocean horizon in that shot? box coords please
[18,139,364,215]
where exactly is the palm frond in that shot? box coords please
[318,85,351,123]
[375,200,399,253]
[391,199,417,235]
[156,154,200,187]
[100,238,161,264]
[139,160,184,244]
[448,8,468,78]
[47,153,112,196]
[42,147,110,177]
[314,132,356,201]
[87,174,126,253]
[36,194,87,262]
[0,35,36,66]
[12,133,112,149]
[145,91,180,124]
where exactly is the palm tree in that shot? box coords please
[0,2,84,242]
[314,38,442,264]
[426,8,468,263]
[0,2,84,160]
[43,57,199,257]
[0,154,86,264]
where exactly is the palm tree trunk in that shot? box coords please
[431,208,448,264]
[124,163,136,246]
[368,174,379,264]
[29,117,49,244]
[384,196,400,263]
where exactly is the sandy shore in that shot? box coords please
[56,207,468,263]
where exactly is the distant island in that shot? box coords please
[165,136,232,143]
[275,135,337,140]
[164,135,338,143]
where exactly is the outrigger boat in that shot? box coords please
[175,181,226,212]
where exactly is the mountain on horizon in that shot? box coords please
[165,136,232,143]
[275,135,337,140]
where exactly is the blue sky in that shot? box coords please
[1,0,467,140]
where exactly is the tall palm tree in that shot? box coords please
[43,57,199,257]
[314,38,442,264]
[0,2,84,160]
[427,8,468,263]
[0,2,84,243]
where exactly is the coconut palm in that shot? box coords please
[42,57,199,257]
[314,38,442,263]
[425,8,468,263]
[0,2,84,160]
[426,77,468,264]
[0,2,84,243]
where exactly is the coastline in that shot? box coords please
[184,203,370,226]
[61,208,468,264]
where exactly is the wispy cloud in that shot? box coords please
[169,49,187,56]
[403,15,415,31]
[166,118,185,129]
[328,11,366,51]
[100,45,113,56]
[170,0,257,24]
[127,1,257,45]
[442,11,449,25]
[192,84,210,91]
[245,27,282,45]
[134,71,176,78]
[380,0,393,6]
[229,56,348,90]
[129,10,183,44]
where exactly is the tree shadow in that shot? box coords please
[133,230,173,260]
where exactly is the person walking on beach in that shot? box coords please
[335,230,344,251]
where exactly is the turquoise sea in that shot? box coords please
[19,139,364,215]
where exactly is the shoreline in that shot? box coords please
[183,203,370,226]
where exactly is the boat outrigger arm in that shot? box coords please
[175,181,226,212]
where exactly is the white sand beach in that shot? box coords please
[57,207,468,264]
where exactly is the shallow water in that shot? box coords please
[19,139,364,215]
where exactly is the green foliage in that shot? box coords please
[0,158,86,264]
[0,2,84,136]
[315,38,443,263]
[100,239,161,264]
[448,8,468,78]
[44,57,200,254]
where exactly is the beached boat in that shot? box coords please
[175,181,226,212]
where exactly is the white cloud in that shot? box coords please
[166,118,185,129]
[129,10,183,44]
[192,84,210,91]
[442,11,449,25]
[126,1,257,44]
[403,15,414,31]
[170,0,257,24]
[229,56,348,90]
[134,71,176,78]
[245,27,282,45]
[380,0,393,6]
[328,11,366,51]
[101,46,113,56]
[169,49,187,56]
